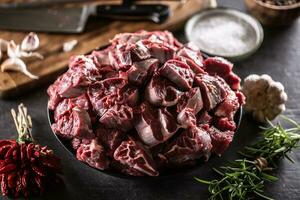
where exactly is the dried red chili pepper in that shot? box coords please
[0,104,62,197]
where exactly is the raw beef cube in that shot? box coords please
[57,71,90,98]
[88,78,126,116]
[160,60,195,91]
[196,111,213,126]
[148,42,175,63]
[134,102,179,147]
[215,91,240,120]
[52,107,94,140]
[99,104,133,132]
[224,72,241,90]
[69,55,100,78]
[177,44,204,69]
[164,127,212,163]
[175,56,205,75]
[177,108,197,129]
[54,94,90,121]
[108,45,132,70]
[72,107,94,139]
[117,85,139,107]
[195,74,228,110]
[203,57,233,76]
[130,41,151,61]
[47,75,63,110]
[91,48,111,67]
[177,87,203,114]
[114,137,159,176]
[77,139,109,170]
[71,138,91,150]
[134,102,162,146]
[96,127,125,156]
[145,75,183,107]
[215,117,236,131]
[128,58,159,86]
[208,127,234,156]
[159,107,179,142]
[51,114,74,139]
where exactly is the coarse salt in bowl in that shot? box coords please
[185,8,264,61]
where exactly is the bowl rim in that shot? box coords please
[47,104,243,179]
[184,7,264,61]
[253,0,300,10]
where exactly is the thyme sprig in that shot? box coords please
[195,116,300,200]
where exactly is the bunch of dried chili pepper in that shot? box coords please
[0,104,61,197]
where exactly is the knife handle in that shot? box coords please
[95,4,170,23]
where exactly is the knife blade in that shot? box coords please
[0,0,120,8]
[0,4,169,33]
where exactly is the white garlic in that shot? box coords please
[63,39,78,52]
[241,74,287,123]
[19,51,44,59]
[0,39,8,52]
[7,40,20,58]
[1,58,38,79]
[21,32,40,52]
[7,40,43,59]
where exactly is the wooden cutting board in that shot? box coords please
[0,0,212,98]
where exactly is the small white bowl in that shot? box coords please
[185,8,264,61]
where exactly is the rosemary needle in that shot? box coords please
[195,116,300,200]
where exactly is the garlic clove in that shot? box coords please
[1,58,39,79]
[63,39,78,52]
[21,32,40,52]
[20,51,43,59]
[0,39,8,52]
[7,40,21,58]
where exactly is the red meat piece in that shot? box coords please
[77,139,109,170]
[203,57,233,76]
[114,137,159,176]
[145,75,183,107]
[208,127,234,156]
[160,60,195,91]
[164,127,212,163]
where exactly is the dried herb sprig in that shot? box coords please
[195,116,300,200]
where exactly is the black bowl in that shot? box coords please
[47,105,242,179]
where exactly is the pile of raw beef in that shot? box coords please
[48,31,245,176]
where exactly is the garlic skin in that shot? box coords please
[63,39,78,52]
[21,32,40,52]
[241,74,287,123]
[1,58,38,79]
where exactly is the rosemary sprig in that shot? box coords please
[195,116,300,200]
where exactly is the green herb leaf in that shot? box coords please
[195,115,300,199]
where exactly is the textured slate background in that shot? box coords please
[0,0,299,199]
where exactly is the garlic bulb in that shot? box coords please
[1,58,38,79]
[63,39,78,52]
[241,74,287,123]
[21,32,40,52]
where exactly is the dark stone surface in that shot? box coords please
[0,0,299,199]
